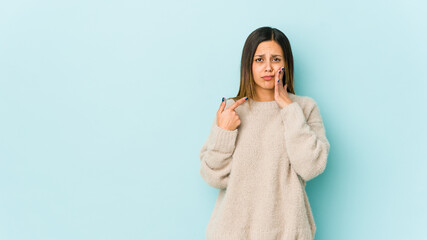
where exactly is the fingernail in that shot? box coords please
[282,67,284,71]
[222,97,224,102]
[279,70,281,74]
[245,97,248,100]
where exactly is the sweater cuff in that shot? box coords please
[206,123,238,153]
[279,101,307,126]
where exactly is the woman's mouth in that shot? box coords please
[262,76,274,80]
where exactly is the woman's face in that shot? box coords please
[252,40,285,96]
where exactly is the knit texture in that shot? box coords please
[199,93,330,240]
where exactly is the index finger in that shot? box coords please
[227,97,248,111]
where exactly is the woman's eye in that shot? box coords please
[255,58,280,62]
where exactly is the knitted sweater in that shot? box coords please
[199,93,330,240]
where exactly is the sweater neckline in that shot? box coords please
[247,93,295,111]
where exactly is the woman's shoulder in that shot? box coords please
[225,97,236,102]
[288,93,319,111]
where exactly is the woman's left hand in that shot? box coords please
[275,67,293,109]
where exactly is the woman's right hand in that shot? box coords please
[216,97,248,131]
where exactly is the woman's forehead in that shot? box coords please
[254,41,283,56]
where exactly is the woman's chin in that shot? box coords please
[264,82,275,88]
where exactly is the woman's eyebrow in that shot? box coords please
[254,54,282,57]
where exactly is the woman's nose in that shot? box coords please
[265,62,273,71]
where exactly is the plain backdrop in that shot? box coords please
[1,0,426,239]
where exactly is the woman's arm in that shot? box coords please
[280,97,330,182]
[199,117,238,189]
[200,99,238,189]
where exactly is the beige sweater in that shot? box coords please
[199,93,330,240]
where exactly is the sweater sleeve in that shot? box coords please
[199,102,238,190]
[280,98,330,182]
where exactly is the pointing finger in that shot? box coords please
[227,96,248,111]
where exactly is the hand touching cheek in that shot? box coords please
[274,67,293,109]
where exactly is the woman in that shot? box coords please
[199,26,330,240]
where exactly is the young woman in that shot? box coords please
[199,26,330,240]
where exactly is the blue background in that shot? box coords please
[1,0,426,239]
